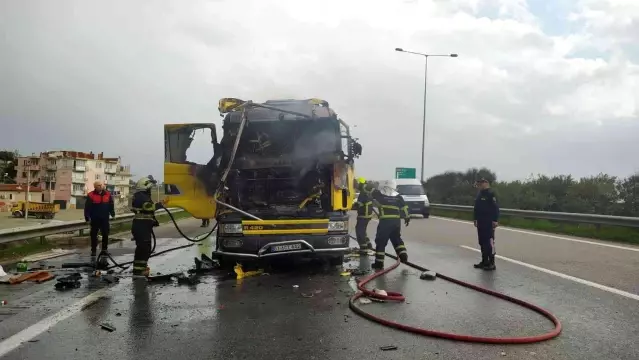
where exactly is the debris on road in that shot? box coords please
[177,273,201,285]
[234,264,263,279]
[7,270,55,285]
[358,298,372,305]
[100,323,116,332]
[340,271,351,277]
[54,273,82,290]
[0,265,5,276]
[301,292,314,298]
[380,346,398,351]
[420,271,437,280]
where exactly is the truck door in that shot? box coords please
[164,124,219,219]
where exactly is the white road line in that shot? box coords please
[459,245,639,301]
[0,288,109,357]
[0,235,200,357]
[434,216,639,253]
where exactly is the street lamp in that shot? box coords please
[395,47,458,182]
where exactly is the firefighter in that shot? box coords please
[371,184,410,270]
[352,177,375,252]
[84,180,115,263]
[130,175,164,277]
[473,178,500,271]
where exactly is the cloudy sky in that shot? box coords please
[1,0,638,182]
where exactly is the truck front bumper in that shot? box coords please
[213,234,350,259]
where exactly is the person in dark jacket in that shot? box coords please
[473,178,500,270]
[371,185,410,270]
[352,178,375,253]
[130,176,164,277]
[84,180,115,260]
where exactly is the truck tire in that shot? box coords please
[12,211,22,218]
[329,255,344,267]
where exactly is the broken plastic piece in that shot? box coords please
[100,323,116,332]
[359,298,372,305]
[340,271,351,277]
[234,264,264,279]
[420,271,437,280]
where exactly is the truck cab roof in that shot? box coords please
[224,99,337,123]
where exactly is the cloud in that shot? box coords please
[0,0,637,182]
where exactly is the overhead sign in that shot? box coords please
[395,167,416,179]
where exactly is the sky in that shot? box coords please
[1,0,638,182]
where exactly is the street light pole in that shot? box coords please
[394,48,458,183]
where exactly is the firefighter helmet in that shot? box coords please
[136,175,157,191]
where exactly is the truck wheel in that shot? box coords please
[12,211,22,218]
[422,211,430,219]
[329,255,344,267]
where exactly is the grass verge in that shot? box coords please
[0,210,194,263]
[431,209,639,246]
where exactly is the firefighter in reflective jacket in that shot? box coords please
[352,178,375,253]
[130,176,164,276]
[371,185,410,270]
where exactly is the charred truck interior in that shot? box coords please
[163,98,362,264]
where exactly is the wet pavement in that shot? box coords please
[0,216,637,360]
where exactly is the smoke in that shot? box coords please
[291,128,339,182]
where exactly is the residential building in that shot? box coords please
[14,151,132,211]
[0,184,42,212]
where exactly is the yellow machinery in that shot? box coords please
[163,98,362,265]
[11,201,60,219]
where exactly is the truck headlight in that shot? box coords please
[221,223,243,234]
[328,221,347,232]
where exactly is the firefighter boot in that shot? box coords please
[483,255,496,271]
[399,252,408,263]
[372,261,384,270]
[474,254,488,269]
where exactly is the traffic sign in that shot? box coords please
[395,167,416,179]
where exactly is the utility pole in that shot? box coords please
[25,165,30,219]
[394,48,458,182]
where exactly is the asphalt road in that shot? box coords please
[0,215,637,360]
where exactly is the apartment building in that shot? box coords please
[14,151,132,211]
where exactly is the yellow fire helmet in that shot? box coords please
[357,177,366,184]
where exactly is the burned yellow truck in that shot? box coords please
[163,98,362,266]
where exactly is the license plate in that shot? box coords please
[272,243,303,252]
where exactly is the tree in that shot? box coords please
[424,168,639,217]
[0,149,19,183]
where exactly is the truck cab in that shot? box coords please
[163,98,362,266]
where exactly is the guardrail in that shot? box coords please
[0,208,184,245]
[430,204,639,228]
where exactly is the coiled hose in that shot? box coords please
[349,253,562,344]
[100,206,217,271]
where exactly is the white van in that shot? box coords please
[379,179,430,218]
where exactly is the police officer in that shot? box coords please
[352,178,375,253]
[371,184,410,270]
[473,178,500,271]
[130,175,164,277]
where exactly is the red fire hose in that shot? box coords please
[349,255,562,344]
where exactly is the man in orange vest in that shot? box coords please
[84,180,115,261]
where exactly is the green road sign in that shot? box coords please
[395,167,416,179]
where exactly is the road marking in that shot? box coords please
[459,245,639,301]
[0,288,109,357]
[434,216,639,252]
[0,234,200,357]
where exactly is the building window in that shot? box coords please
[95,174,101,180]
[9,194,13,200]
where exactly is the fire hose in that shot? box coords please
[349,254,562,344]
